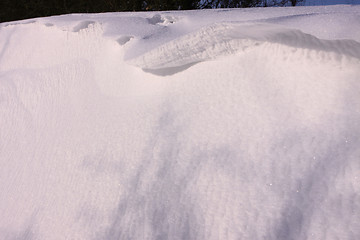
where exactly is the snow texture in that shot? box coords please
[0,5,360,240]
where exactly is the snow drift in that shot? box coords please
[0,5,360,240]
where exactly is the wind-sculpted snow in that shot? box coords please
[1,5,360,240]
[128,23,360,75]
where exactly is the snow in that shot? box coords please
[1,5,360,240]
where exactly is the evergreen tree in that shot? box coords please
[0,0,305,23]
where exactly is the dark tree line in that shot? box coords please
[0,0,304,23]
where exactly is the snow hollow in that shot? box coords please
[0,5,360,240]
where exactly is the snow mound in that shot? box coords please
[1,5,360,240]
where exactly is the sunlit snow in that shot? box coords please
[0,5,359,240]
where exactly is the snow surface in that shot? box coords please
[1,5,360,240]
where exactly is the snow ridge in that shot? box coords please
[128,23,360,74]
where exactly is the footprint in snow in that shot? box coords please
[73,20,96,32]
[147,14,176,25]
[116,36,134,46]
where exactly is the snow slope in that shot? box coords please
[1,5,360,240]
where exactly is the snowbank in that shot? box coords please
[0,5,359,240]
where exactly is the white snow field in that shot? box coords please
[1,5,360,240]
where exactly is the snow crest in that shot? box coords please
[128,23,360,74]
